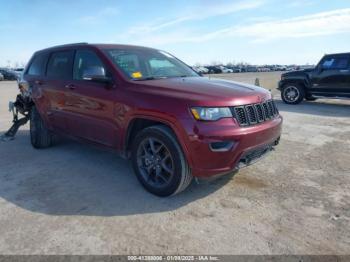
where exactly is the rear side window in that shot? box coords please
[27,53,48,76]
[321,56,349,70]
[47,51,74,79]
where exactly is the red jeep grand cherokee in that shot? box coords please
[23,43,282,196]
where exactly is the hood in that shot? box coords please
[131,77,271,106]
[282,68,314,77]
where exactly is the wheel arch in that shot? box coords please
[281,79,307,90]
[123,116,193,165]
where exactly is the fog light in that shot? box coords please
[209,141,234,152]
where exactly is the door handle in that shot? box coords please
[65,84,76,90]
[35,80,43,85]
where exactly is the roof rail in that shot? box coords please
[36,42,89,53]
[51,42,89,48]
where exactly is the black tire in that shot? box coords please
[281,83,305,104]
[131,125,192,197]
[30,106,52,149]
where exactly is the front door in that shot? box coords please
[62,49,119,147]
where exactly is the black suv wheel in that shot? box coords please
[281,83,305,104]
[131,125,192,197]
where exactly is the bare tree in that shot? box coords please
[210,60,222,66]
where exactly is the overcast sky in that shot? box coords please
[1,0,350,67]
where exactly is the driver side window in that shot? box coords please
[73,50,107,80]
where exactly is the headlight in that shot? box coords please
[190,107,232,121]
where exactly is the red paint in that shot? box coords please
[25,44,282,177]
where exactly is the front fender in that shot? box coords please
[278,76,309,90]
[122,113,195,167]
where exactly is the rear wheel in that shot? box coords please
[281,83,305,104]
[30,106,52,148]
[131,125,192,197]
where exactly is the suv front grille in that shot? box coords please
[231,99,279,127]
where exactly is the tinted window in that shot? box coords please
[47,51,73,79]
[73,50,106,80]
[27,53,48,76]
[321,56,349,70]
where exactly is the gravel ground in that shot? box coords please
[0,75,349,255]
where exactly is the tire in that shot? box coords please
[131,125,192,197]
[30,106,52,149]
[281,83,305,104]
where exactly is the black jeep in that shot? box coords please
[278,53,350,104]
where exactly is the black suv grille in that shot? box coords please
[231,99,279,127]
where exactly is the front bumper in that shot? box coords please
[277,80,284,91]
[182,116,283,177]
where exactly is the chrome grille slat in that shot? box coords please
[255,104,264,122]
[233,107,249,126]
[267,101,274,117]
[232,99,279,127]
[262,102,270,119]
[245,105,257,124]
[272,100,278,115]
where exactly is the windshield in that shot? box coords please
[103,48,198,80]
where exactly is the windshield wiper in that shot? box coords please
[132,76,168,81]
[168,75,194,78]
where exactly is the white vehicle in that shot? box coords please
[257,67,271,72]
[193,66,209,74]
[219,66,233,73]
[275,66,287,71]
[0,73,4,81]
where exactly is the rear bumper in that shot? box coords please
[182,116,283,178]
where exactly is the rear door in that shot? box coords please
[44,50,75,132]
[310,55,350,96]
[24,51,51,124]
[62,48,119,147]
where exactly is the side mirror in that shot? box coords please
[82,66,112,84]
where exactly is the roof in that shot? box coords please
[36,43,157,53]
[324,52,350,56]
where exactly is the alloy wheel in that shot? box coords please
[136,137,174,188]
[283,86,300,102]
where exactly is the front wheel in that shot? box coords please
[281,84,305,104]
[131,125,192,197]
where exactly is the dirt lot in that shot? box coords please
[0,73,349,255]
[209,71,283,95]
